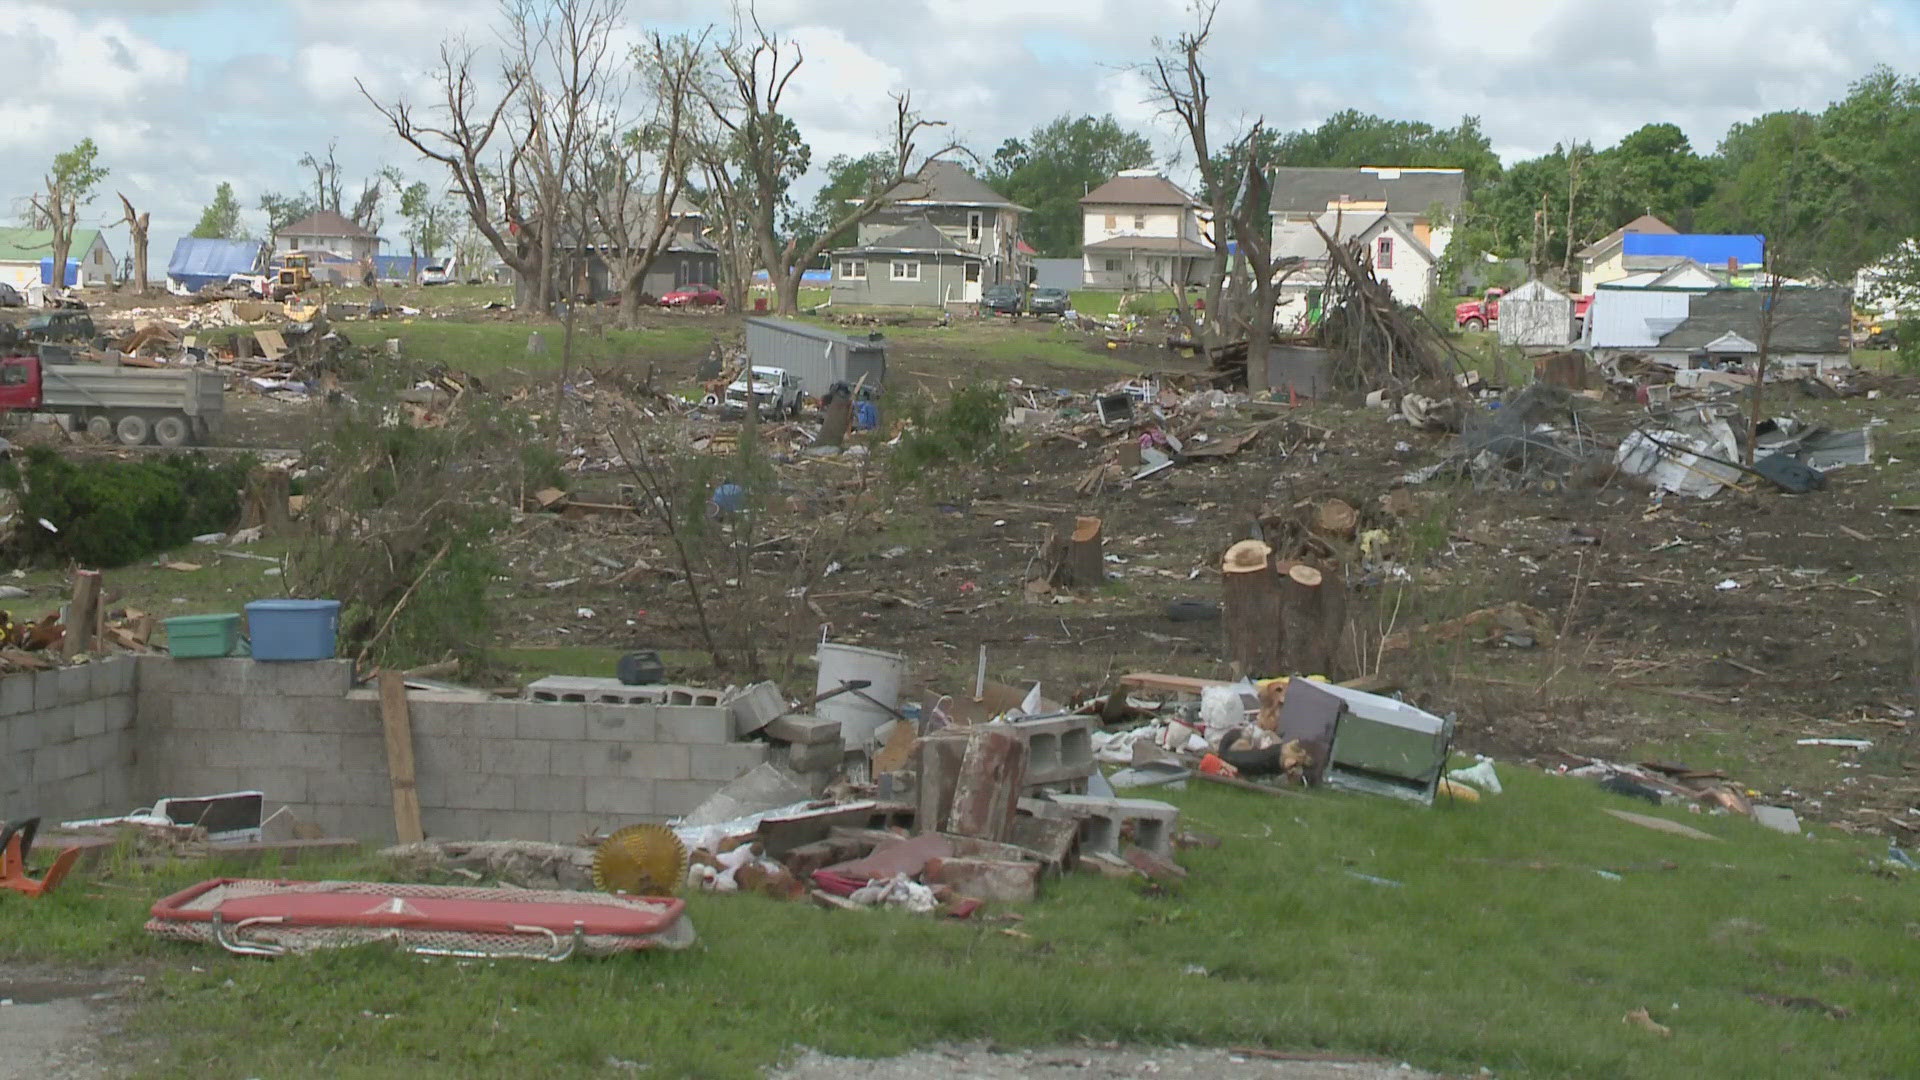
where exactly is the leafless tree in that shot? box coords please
[587,29,711,328]
[300,141,345,214]
[360,42,538,301]
[701,9,956,315]
[1140,1,1231,360]
[1225,121,1300,393]
[117,193,149,294]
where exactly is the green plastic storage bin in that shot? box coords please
[164,613,242,659]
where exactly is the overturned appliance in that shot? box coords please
[1279,680,1454,805]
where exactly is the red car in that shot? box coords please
[659,284,724,308]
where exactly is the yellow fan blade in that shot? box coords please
[592,823,688,897]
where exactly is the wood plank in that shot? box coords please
[377,670,424,844]
[63,569,101,659]
[1119,672,1229,696]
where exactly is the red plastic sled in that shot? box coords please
[147,878,694,960]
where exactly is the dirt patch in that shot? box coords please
[770,1045,1439,1080]
[0,963,147,1080]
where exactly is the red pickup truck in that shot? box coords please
[1455,289,1592,331]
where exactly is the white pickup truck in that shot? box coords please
[722,366,805,418]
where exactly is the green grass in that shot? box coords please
[1069,290,1181,317]
[876,324,1140,374]
[203,319,720,378]
[13,766,1920,1078]
[11,539,292,630]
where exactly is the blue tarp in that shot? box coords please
[166,239,265,291]
[751,268,831,284]
[39,258,77,286]
[373,254,431,282]
[1623,232,1765,267]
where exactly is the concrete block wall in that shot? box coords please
[0,658,139,823]
[133,656,773,844]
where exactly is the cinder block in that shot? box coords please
[764,714,842,746]
[424,772,516,811]
[337,733,389,774]
[31,670,62,712]
[584,777,656,817]
[246,659,353,698]
[271,693,378,734]
[60,772,109,819]
[657,705,731,745]
[243,767,312,804]
[88,659,131,700]
[161,657,252,697]
[409,700,518,740]
[160,765,243,796]
[135,692,175,732]
[73,700,110,739]
[783,739,843,774]
[688,743,772,783]
[479,738,551,776]
[55,665,95,708]
[173,695,241,734]
[0,672,32,717]
[27,705,74,747]
[1044,794,1178,857]
[547,813,596,842]
[413,734,483,775]
[552,741,689,780]
[481,810,552,841]
[515,774,585,813]
[307,770,388,806]
[104,695,134,733]
[317,801,400,843]
[654,779,722,818]
[583,703,657,741]
[516,702,588,741]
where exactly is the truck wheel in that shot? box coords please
[85,416,114,442]
[114,413,151,446]
[152,415,191,448]
[1464,318,1485,331]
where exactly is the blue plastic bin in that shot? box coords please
[244,599,341,661]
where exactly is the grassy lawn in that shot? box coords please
[8,766,1917,1078]
[1069,290,1181,317]
[11,539,293,632]
[201,318,722,378]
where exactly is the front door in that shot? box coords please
[962,262,982,303]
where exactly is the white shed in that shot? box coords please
[1497,279,1574,347]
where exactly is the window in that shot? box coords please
[964,263,981,283]
[0,364,26,387]
[1133,214,1147,230]
[1376,236,1394,270]
[839,259,867,281]
[968,211,983,243]
[1104,214,1117,230]
[1103,258,1121,273]
[890,260,920,281]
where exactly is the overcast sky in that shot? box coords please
[8,0,1919,270]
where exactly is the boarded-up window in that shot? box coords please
[1376,236,1393,270]
[840,259,867,280]
[890,260,919,281]
[1104,214,1117,230]
[1133,214,1146,230]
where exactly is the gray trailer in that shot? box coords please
[30,358,224,446]
[743,317,887,397]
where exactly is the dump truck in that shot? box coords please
[0,348,224,446]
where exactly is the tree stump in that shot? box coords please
[63,569,100,659]
[241,465,292,535]
[819,395,853,447]
[1277,560,1347,679]
[1060,516,1105,590]
[1311,499,1357,540]
[1221,540,1283,678]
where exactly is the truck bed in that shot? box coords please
[39,363,224,419]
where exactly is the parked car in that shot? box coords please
[982,284,1023,315]
[421,264,452,286]
[24,310,96,344]
[1028,287,1070,317]
[723,366,805,417]
[0,283,22,308]
[660,283,724,307]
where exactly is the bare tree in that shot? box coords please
[300,141,345,214]
[1224,121,1300,393]
[695,137,758,310]
[117,193,149,294]
[1140,2,1230,360]
[701,10,956,315]
[361,43,538,301]
[587,29,710,328]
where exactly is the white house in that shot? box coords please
[276,210,382,261]
[1078,170,1213,289]
[1269,209,1439,327]
[1265,166,1464,320]
[1584,285,1853,372]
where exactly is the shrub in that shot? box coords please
[890,383,1009,480]
[0,448,252,567]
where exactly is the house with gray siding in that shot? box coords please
[829,219,984,307]
[830,159,1027,306]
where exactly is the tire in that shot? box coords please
[152,414,191,448]
[1464,318,1485,331]
[85,415,114,441]
[114,413,151,446]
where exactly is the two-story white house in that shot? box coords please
[1266,166,1464,320]
[829,159,1028,306]
[1078,170,1213,290]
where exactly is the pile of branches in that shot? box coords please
[1311,224,1461,392]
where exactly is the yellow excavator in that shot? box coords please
[272,252,314,301]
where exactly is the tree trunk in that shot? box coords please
[131,230,148,293]
[1222,554,1284,679]
[619,276,645,329]
[51,227,72,292]
[1061,516,1105,590]
[777,271,803,316]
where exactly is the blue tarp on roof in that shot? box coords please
[166,239,265,291]
[751,268,831,284]
[1623,233,1764,267]
[373,254,434,281]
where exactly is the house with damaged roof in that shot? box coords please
[830,159,1028,306]
[1078,169,1213,289]
[1584,285,1853,373]
[1266,166,1465,319]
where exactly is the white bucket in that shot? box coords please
[814,642,906,750]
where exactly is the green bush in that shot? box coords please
[890,383,1009,480]
[0,448,252,567]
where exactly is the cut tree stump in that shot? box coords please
[241,466,293,535]
[63,569,101,659]
[1060,516,1105,589]
[1311,499,1357,540]
[1222,542,1283,679]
